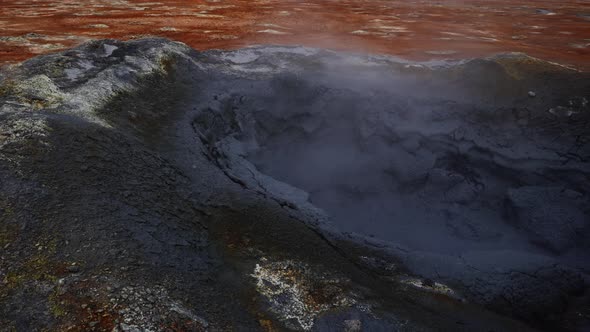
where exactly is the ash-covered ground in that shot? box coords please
[0,38,589,331]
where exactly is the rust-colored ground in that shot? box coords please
[1,0,589,69]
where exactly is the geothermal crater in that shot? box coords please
[0,39,589,331]
[192,49,590,256]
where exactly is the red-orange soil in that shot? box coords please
[1,0,589,69]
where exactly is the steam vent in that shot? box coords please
[0,1,589,332]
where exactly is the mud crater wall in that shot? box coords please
[1,38,590,331]
[191,59,590,257]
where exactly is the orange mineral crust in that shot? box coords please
[0,0,589,69]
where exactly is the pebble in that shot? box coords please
[66,265,80,273]
[528,91,536,97]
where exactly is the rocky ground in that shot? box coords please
[0,38,589,331]
[0,0,589,69]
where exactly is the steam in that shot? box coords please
[194,48,589,259]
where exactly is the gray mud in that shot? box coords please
[0,38,589,331]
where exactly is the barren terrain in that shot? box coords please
[0,0,589,69]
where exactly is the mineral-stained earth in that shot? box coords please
[0,0,589,69]
[0,38,589,331]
